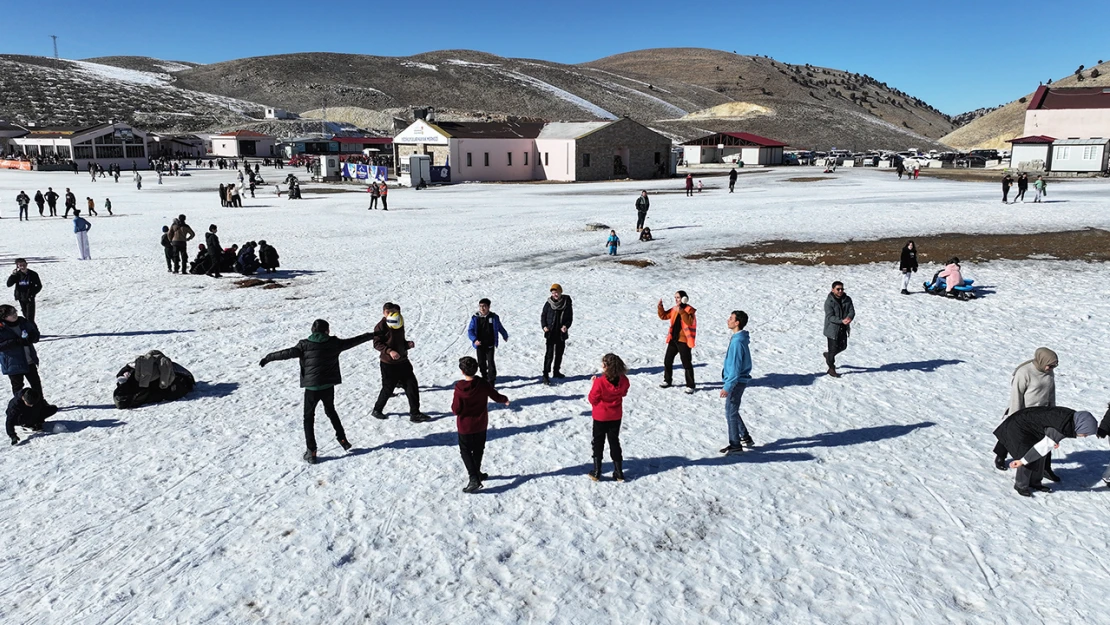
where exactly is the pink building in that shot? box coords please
[1023,86,1110,139]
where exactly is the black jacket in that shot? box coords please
[541,296,573,340]
[899,246,918,272]
[44,191,59,205]
[262,333,374,388]
[729,170,738,182]
[259,244,280,268]
[7,389,58,440]
[205,232,222,259]
[7,269,42,300]
[635,196,649,213]
[994,406,1078,463]
[33,191,44,205]
[64,192,76,208]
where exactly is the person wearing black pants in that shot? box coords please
[259,318,375,464]
[540,284,573,385]
[467,298,509,386]
[658,291,698,392]
[635,190,649,231]
[374,359,422,417]
[371,303,429,421]
[0,305,45,400]
[7,259,42,324]
[822,281,855,378]
[1015,172,1029,202]
[452,356,510,493]
[160,226,174,272]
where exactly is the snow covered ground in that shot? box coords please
[1,167,1110,624]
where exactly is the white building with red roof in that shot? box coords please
[210,130,276,158]
[680,132,786,166]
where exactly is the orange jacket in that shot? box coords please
[658,302,697,347]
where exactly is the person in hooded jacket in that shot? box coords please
[259,319,375,464]
[235,242,260,275]
[0,304,44,399]
[720,311,753,454]
[258,241,280,273]
[204,225,223,278]
[993,348,1059,477]
[994,406,1097,497]
[1001,173,1013,203]
[7,388,57,446]
[467,298,509,386]
[541,284,573,385]
[588,353,630,482]
[451,356,510,493]
[16,191,30,221]
[160,226,175,272]
[935,257,964,295]
[899,241,918,295]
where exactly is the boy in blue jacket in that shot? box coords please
[466,298,509,387]
[719,310,753,454]
[606,230,620,256]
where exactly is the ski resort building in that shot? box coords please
[1024,86,1110,140]
[209,130,276,158]
[391,117,673,184]
[9,122,150,169]
[681,132,786,166]
[1048,138,1110,173]
[148,134,206,159]
[1007,135,1055,171]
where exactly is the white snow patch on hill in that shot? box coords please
[401,61,438,71]
[155,61,196,73]
[502,70,616,120]
[68,59,171,86]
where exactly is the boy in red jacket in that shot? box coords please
[588,353,630,481]
[452,356,509,493]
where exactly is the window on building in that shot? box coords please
[96,145,123,159]
[466,152,472,167]
[654,152,661,164]
[507,152,512,166]
[125,145,145,158]
[1083,146,1099,160]
[73,145,94,159]
[484,153,490,167]
[24,145,40,156]
[40,145,54,156]
[1057,146,1070,160]
[524,152,529,166]
[56,146,71,159]
[544,152,549,166]
[583,153,591,167]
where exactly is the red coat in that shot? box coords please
[451,378,508,434]
[588,375,629,421]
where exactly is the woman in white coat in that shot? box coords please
[993,347,1059,478]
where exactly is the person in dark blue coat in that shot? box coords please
[466,298,509,386]
[7,388,57,445]
[235,241,260,275]
[0,304,44,399]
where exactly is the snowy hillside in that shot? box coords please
[0,168,1109,623]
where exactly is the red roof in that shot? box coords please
[218,130,270,138]
[332,136,392,145]
[1008,135,1056,144]
[1027,86,1110,111]
[681,131,787,148]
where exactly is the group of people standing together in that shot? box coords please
[159,214,280,278]
[10,187,112,221]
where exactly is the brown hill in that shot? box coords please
[942,59,1110,150]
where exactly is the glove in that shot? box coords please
[10,437,19,446]
[259,358,268,368]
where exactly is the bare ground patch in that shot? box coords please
[617,258,655,268]
[688,229,1110,266]
[786,176,833,183]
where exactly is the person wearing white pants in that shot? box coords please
[73,210,92,260]
[899,240,917,295]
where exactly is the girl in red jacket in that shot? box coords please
[588,353,630,481]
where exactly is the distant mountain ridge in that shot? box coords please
[0,48,956,149]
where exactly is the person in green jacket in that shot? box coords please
[1033,176,1046,203]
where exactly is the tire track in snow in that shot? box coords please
[913,475,998,591]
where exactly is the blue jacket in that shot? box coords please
[467,312,509,348]
[73,217,91,233]
[607,235,620,247]
[0,317,40,375]
[721,330,752,389]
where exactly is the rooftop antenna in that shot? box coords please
[322,95,328,137]
[51,35,58,59]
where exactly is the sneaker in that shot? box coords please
[659,382,672,389]
[542,375,551,385]
[1043,468,1061,483]
[994,456,1008,471]
[1014,486,1032,497]
[719,445,737,454]
[684,387,695,394]
[303,450,316,465]
[552,372,565,379]
[371,410,387,420]
[339,438,352,451]
[725,447,745,456]
[740,435,755,448]
[1031,484,1053,493]
[410,413,431,423]
[900,289,909,295]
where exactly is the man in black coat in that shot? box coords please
[44,187,59,217]
[7,259,42,323]
[63,189,77,218]
[635,190,650,232]
[260,319,375,464]
[728,168,738,193]
[33,190,45,217]
[994,406,1098,497]
[204,224,223,278]
[7,388,58,445]
[541,284,573,385]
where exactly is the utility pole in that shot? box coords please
[322,95,328,138]
[51,35,58,59]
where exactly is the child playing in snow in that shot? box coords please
[606,230,620,256]
[639,227,653,242]
[85,197,98,216]
[696,180,704,193]
[588,353,630,482]
[451,356,509,493]
[104,198,112,216]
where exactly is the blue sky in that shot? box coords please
[3,0,1108,115]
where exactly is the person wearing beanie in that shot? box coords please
[994,348,1059,475]
[540,284,573,385]
[259,319,376,464]
[371,302,429,422]
[466,297,509,387]
[994,406,1097,497]
[451,356,510,493]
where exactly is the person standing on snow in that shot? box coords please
[606,230,620,256]
[587,353,630,482]
[160,226,175,273]
[541,284,573,385]
[467,298,509,387]
[993,348,1059,478]
[15,191,30,221]
[1033,176,1046,203]
[370,303,429,422]
[685,173,694,197]
[7,259,42,323]
[204,225,223,278]
[85,197,98,217]
[0,304,45,399]
[635,190,649,231]
[728,168,739,193]
[63,189,76,218]
[73,211,92,260]
[899,240,918,295]
[658,291,698,393]
[33,190,45,217]
[1015,172,1029,202]
[259,319,375,464]
[994,407,1097,497]
[822,281,854,378]
[379,183,389,210]
[168,215,195,274]
[452,356,510,493]
[44,188,59,217]
[1001,173,1013,204]
[720,310,754,454]
[368,182,380,210]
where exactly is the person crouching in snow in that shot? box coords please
[258,240,280,273]
[452,356,510,493]
[588,353,630,482]
[7,388,57,445]
[259,319,376,464]
[994,406,1098,497]
[606,230,620,256]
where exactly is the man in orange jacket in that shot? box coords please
[658,290,697,393]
